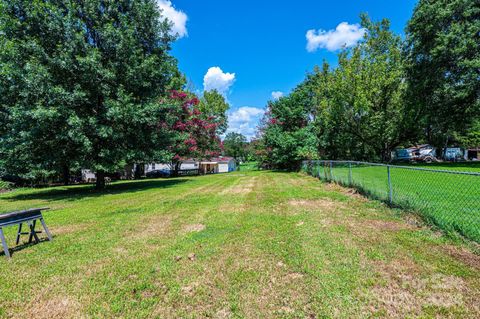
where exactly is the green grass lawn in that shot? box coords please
[238,161,259,171]
[307,162,480,243]
[416,162,480,172]
[0,171,479,318]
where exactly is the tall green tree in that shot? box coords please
[198,89,230,134]
[260,82,318,170]
[324,15,409,161]
[455,120,480,149]
[223,132,247,163]
[0,0,184,188]
[405,0,480,148]
[258,15,410,167]
[167,91,223,176]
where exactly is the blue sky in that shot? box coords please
[158,0,418,139]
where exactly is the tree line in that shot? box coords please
[257,0,479,170]
[0,0,229,189]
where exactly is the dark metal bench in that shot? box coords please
[0,208,52,258]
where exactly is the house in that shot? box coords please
[144,160,198,174]
[199,157,236,174]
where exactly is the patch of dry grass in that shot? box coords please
[365,258,479,317]
[25,294,82,319]
[221,177,257,195]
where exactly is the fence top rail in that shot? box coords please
[304,160,480,177]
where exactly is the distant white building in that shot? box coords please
[144,160,198,173]
[199,157,236,174]
[146,157,236,175]
[81,169,96,183]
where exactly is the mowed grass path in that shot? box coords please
[0,171,479,318]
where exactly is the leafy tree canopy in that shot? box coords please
[0,0,184,188]
[198,89,230,134]
[405,0,480,147]
[223,132,247,163]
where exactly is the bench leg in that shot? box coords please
[16,223,23,245]
[28,220,40,244]
[40,218,52,241]
[0,228,10,258]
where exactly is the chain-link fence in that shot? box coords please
[302,160,480,243]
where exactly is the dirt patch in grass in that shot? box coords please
[360,219,413,232]
[184,224,206,233]
[154,240,310,318]
[221,177,257,195]
[80,256,116,277]
[214,307,232,319]
[24,294,82,319]
[128,215,172,240]
[402,213,426,228]
[180,282,200,296]
[52,223,92,236]
[323,182,368,201]
[288,177,309,186]
[288,198,341,211]
[285,272,304,280]
[365,258,476,317]
[443,245,480,269]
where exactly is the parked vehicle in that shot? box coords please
[146,169,171,178]
[393,144,437,163]
[443,148,467,162]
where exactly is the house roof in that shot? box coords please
[211,157,234,163]
[182,160,198,164]
[190,157,235,164]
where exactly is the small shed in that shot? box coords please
[216,157,236,173]
[198,157,236,174]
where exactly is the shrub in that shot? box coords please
[0,180,13,191]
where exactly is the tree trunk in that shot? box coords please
[173,161,181,177]
[134,163,145,179]
[381,145,391,163]
[96,170,105,190]
[62,164,70,186]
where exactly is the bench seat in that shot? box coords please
[0,208,45,226]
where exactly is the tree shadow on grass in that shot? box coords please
[2,178,191,203]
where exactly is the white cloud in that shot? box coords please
[271,91,284,100]
[226,107,265,140]
[157,0,188,38]
[306,22,366,52]
[203,67,236,95]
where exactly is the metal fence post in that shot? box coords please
[387,165,393,203]
[324,161,327,180]
[329,161,333,182]
[348,162,353,186]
